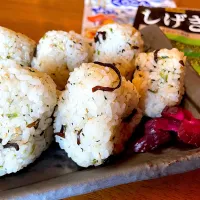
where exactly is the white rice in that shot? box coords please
[133,48,186,118]
[0,60,57,176]
[0,26,36,66]
[54,62,141,167]
[31,30,92,90]
[93,23,143,79]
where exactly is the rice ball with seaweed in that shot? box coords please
[31,30,91,90]
[54,62,142,167]
[93,23,143,79]
[0,26,36,66]
[133,48,186,118]
[0,60,57,176]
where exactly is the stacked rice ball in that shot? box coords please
[0,23,186,173]
[133,48,186,117]
[0,27,57,175]
[0,27,36,66]
[31,31,92,90]
[0,60,57,175]
[93,23,143,80]
[54,24,144,167]
[54,62,142,167]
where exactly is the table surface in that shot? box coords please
[0,0,200,199]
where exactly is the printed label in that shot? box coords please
[82,0,176,40]
[134,6,200,74]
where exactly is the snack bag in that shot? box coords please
[134,6,200,75]
[82,0,176,40]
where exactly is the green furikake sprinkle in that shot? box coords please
[92,159,98,165]
[160,56,169,59]
[148,89,158,93]
[7,113,18,119]
[42,34,47,39]
[160,71,168,82]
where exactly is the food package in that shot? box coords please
[134,6,200,75]
[82,0,176,40]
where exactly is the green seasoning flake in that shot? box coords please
[110,28,113,32]
[160,71,168,82]
[160,56,169,59]
[97,50,100,55]
[30,144,36,155]
[92,159,98,165]
[7,113,18,119]
[9,99,14,105]
[42,34,46,40]
[57,43,65,51]
[148,89,158,93]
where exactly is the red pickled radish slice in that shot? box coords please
[133,118,175,152]
[162,106,193,121]
[161,106,185,121]
[133,129,171,152]
[145,118,181,133]
[182,109,193,121]
[178,118,200,147]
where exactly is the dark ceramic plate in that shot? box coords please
[1,25,200,200]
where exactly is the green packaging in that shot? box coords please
[134,6,200,74]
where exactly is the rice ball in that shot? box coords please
[0,60,57,176]
[133,48,186,118]
[0,26,36,66]
[32,30,92,90]
[54,62,142,167]
[93,23,143,79]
